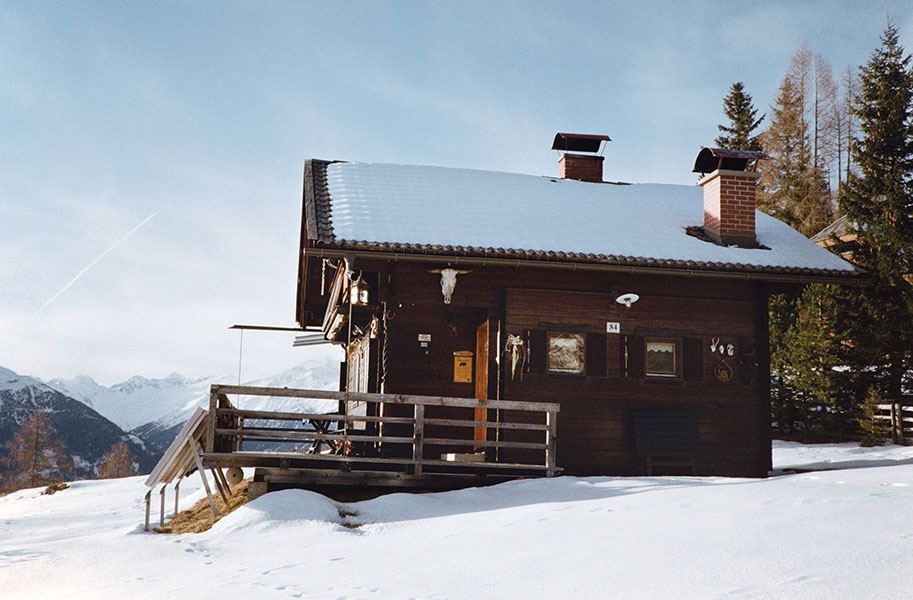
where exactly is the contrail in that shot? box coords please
[32,212,157,315]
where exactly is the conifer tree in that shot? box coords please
[2,410,69,491]
[98,441,136,479]
[836,66,860,189]
[759,46,834,237]
[836,24,913,403]
[715,82,764,150]
[769,284,856,437]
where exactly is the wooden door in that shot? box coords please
[474,320,489,443]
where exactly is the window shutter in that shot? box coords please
[586,333,607,377]
[625,335,645,378]
[338,361,347,392]
[683,337,703,382]
[526,329,547,374]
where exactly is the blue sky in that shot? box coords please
[2,1,912,385]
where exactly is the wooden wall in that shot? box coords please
[341,258,771,477]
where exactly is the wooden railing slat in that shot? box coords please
[423,437,546,450]
[211,385,559,412]
[423,418,548,431]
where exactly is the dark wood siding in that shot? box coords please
[337,259,770,477]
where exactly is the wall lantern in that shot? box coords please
[616,293,639,308]
[350,273,370,305]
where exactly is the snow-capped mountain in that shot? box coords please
[47,357,342,453]
[47,356,341,433]
[46,372,227,432]
[0,367,158,479]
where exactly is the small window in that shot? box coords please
[645,339,680,378]
[547,332,586,374]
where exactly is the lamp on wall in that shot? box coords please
[616,293,640,308]
[350,273,369,305]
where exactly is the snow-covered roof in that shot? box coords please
[304,161,861,279]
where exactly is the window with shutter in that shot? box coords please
[683,337,703,382]
[526,329,547,374]
[645,338,681,378]
[624,335,645,378]
[586,332,607,377]
[547,332,585,374]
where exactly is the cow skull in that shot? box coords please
[429,268,471,304]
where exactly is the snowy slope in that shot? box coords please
[1,441,911,599]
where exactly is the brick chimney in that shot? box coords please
[693,147,766,248]
[552,133,610,183]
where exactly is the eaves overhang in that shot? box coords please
[304,243,869,287]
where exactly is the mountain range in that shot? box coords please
[0,356,341,480]
[0,366,157,479]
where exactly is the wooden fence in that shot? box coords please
[203,385,560,481]
[873,401,913,446]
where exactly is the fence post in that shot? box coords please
[898,403,905,445]
[545,409,558,477]
[413,403,424,476]
[144,489,151,532]
[207,387,218,453]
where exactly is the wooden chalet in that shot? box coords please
[293,135,863,478]
[193,134,865,503]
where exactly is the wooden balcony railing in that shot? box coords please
[203,385,560,477]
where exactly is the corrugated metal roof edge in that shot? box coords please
[307,241,868,285]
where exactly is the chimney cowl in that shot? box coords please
[553,132,610,183]
[694,147,766,248]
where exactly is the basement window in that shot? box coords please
[547,332,586,374]
[645,339,681,378]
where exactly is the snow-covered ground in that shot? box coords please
[2,441,912,599]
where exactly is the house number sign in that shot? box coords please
[606,322,620,334]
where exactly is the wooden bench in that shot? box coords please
[631,409,702,476]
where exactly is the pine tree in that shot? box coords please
[769,285,856,438]
[2,410,70,491]
[759,46,834,237]
[836,24,913,403]
[715,82,765,150]
[836,66,860,189]
[97,441,135,479]
[813,54,839,179]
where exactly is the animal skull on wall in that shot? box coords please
[429,268,471,304]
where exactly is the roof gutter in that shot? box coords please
[304,247,868,287]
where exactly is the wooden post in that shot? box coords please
[413,403,424,476]
[216,467,232,495]
[144,489,151,532]
[545,409,557,477]
[897,403,905,445]
[159,485,166,527]
[192,440,219,517]
[210,467,230,504]
[206,388,218,453]
[174,478,181,516]
[891,403,900,445]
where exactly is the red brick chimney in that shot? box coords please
[693,147,766,248]
[552,133,610,183]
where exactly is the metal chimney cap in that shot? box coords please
[692,147,767,175]
[552,133,611,154]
